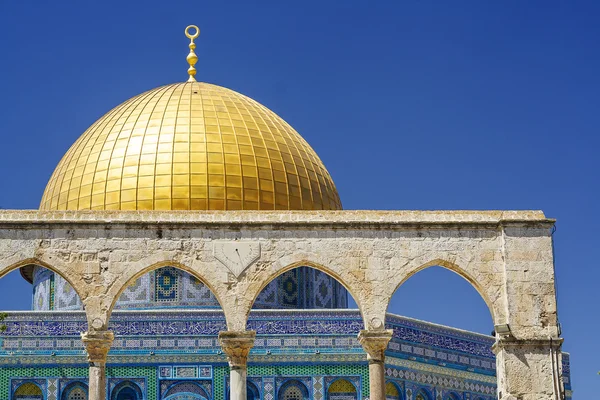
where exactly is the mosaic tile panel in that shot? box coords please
[264,377,275,400]
[312,377,324,400]
[162,380,211,399]
[47,379,59,400]
[55,275,82,310]
[183,273,219,306]
[118,274,150,306]
[155,267,180,302]
[32,267,53,311]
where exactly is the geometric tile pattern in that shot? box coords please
[183,274,218,306]
[118,274,150,306]
[32,266,350,311]
[32,267,52,311]
[385,366,496,397]
[162,381,211,399]
[155,267,180,302]
[55,275,82,310]
[264,377,275,400]
[312,377,324,400]
[47,379,59,400]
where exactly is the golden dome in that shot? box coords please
[40,82,341,211]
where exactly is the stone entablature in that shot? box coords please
[0,210,556,333]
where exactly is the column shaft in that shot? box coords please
[81,331,114,400]
[230,366,248,400]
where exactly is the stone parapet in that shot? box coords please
[0,209,554,228]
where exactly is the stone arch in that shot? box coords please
[105,259,226,321]
[246,259,365,320]
[0,258,86,305]
[110,380,143,400]
[387,258,500,324]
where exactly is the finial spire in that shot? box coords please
[185,25,200,82]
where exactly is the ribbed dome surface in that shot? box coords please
[40,82,341,211]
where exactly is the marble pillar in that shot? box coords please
[81,330,114,400]
[358,329,393,400]
[219,330,256,400]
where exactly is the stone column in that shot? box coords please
[493,337,564,400]
[219,330,256,400]
[81,330,114,400]
[358,329,393,400]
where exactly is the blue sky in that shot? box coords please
[0,0,598,397]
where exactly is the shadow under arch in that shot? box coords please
[106,260,226,321]
[248,260,364,316]
[0,258,86,312]
[388,258,497,324]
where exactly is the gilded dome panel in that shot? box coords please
[40,82,341,211]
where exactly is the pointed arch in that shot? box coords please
[327,378,357,400]
[278,379,309,400]
[163,381,209,400]
[13,382,43,399]
[106,259,226,319]
[0,258,86,306]
[110,380,143,400]
[388,258,498,323]
[248,260,363,315]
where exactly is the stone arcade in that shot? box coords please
[0,26,568,400]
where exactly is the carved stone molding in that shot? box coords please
[218,330,256,369]
[213,241,260,278]
[358,329,393,363]
[81,330,114,365]
[492,337,564,354]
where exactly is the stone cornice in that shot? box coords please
[0,210,554,229]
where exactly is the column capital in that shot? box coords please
[492,337,563,354]
[81,330,114,365]
[358,329,393,363]
[218,330,256,369]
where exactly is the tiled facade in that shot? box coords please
[0,310,572,400]
[31,267,348,311]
